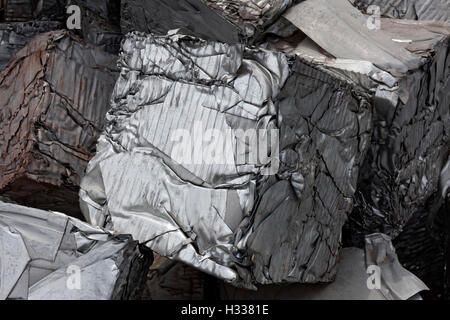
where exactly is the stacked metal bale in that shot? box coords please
[0,31,118,219]
[120,0,296,44]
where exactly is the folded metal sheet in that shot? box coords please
[280,0,450,242]
[120,0,294,44]
[0,201,153,300]
[350,0,450,24]
[0,21,61,71]
[0,30,119,219]
[79,31,371,288]
[220,233,428,300]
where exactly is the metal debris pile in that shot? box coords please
[0,0,449,300]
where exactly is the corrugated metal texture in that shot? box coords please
[0,30,119,219]
[351,0,450,24]
[0,201,153,300]
[79,31,371,288]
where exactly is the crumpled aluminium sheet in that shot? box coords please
[0,201,153,300]
[0,30,118,219]
[350,0,450,24]
[80,31,371,288]
[0,21,61,71]
[281,0,450,241]
[120,0,294,44]
[221,233,428,300]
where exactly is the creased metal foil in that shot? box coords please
[0,201,153,300]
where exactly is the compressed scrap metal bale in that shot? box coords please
[350,0,450,24]
[348,21,450,240]
[279,0,450,240]
[220,233,428,300]
[0,21,61,70]
[0,30,119,219]
[0,201,153,300]
[1,0,66,22]
[120,0,295,44]
[392,194,447,299]
[79,31,371,288]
